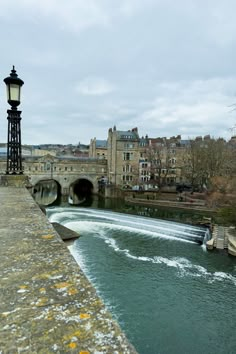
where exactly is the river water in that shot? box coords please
[47,205,236,354]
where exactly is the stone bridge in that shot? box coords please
[0,154,108,205]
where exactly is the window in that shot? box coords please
[141,170,148,176]
[169,158,176,165]
[122,175,133,181]
[123,165,132,172]
[123,152,133,160]
[45,162,51,171]
[124,143,134,148]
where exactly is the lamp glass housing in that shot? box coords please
[4,66,24,109]
[6,83,21,103]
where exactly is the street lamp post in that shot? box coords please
[4,66,24,174]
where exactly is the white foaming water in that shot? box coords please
[48,207,205,243]
[49,207,204,232]
[68,243,121,317]
[48,207,236,286]
[70,237,236,287]
[94,233,235,285]
[64,220,196,244]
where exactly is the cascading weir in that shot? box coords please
[48,207,208,244]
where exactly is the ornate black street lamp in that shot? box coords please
[4,66,24,174]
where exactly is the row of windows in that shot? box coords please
[149,158,176,165]
[139,155,177,164]
[123,165,132,172]
[124,143,134,149]
[121,135,133,139]
[122,175,133,181]
[27,165,74,172]
[25,164,105,173]
[140,176,176,183]
[140,170,149,176]
[140,176,150,182]
[140,168,177,174]
[97,153,106,157]
[141,163,148,168]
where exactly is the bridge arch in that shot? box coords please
[31,178,62,206]
[69,177,94,205]
[27,173,100,206]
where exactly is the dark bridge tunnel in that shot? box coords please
[70,179,94,204]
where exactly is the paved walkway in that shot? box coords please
[0,186,137,353]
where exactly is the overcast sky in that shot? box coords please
[1,0,236,145]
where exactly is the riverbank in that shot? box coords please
[125,196,236,256]
[125,196,215,213]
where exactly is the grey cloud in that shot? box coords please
[1,1,236,144]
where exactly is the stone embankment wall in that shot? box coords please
[0,184,137,353]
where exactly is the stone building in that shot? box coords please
[145,135,183,186]
[90,127,186,189]
[107,126,141,187]
[89,138,108,160]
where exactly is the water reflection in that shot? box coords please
[76,196,216,226]
[33,179,58,206]
[37,187,215,225]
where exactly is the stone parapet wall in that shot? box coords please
[0,174,29,187]
[0,186,137,353]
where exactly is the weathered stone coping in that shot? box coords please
[0,186,137,353]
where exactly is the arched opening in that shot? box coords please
[69,178,94,205]
[32,179,61,206]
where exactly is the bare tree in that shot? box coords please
[180,137,229,188]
